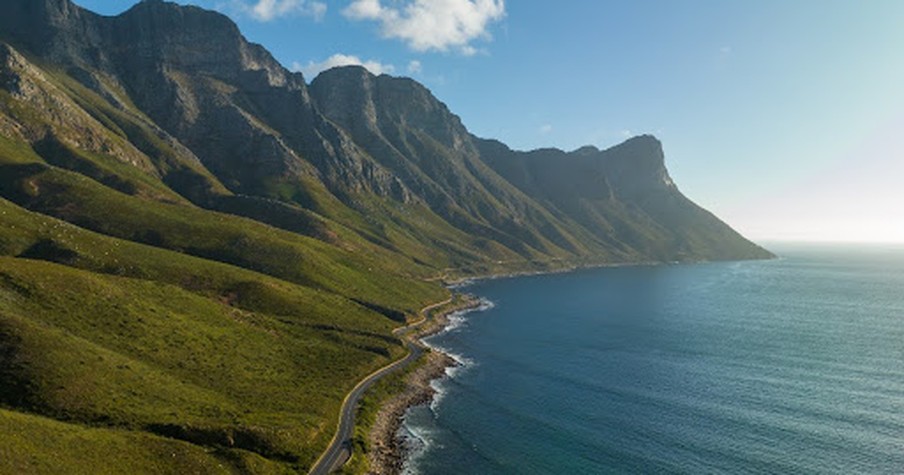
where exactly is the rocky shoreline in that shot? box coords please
[365,299,479,474]
[366,350,457,474]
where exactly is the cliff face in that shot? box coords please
[0,0,100,65]
[96,1,343,199]
[310,66,589,257]
[478,135,770,261]
[0,0,772,268]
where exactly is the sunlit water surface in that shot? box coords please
[402,244,904,474]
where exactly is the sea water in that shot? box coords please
[401,244,904,474]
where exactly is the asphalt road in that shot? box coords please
[308,298,452,475]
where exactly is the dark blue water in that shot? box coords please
[402,244,904,474]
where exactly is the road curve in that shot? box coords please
[308,298,453,475]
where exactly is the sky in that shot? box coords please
[74,0,904,243]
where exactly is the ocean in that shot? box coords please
[401,244,904,474]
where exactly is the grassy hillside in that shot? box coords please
[0,408,281,475]
[0,257,404,466]
[0,55,452,471]
[0,143,443,312]
[0,134,447,470]
[0,194,449,469]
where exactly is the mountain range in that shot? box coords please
[0,0,771,472]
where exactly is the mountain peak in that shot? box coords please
[312,65,468,144]
[321,64,377,78]
[573,145,601,156]
[603,134,674,192]
[109,0,290,87]
[11,0,76,16]
[0,0,90,60]
[623,133,662,148]
[117,0,241,42]
[123,0,233,22]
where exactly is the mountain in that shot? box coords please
[477,135,771,261]
[0,0,772,472]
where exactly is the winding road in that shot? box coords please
[307,298,453,475]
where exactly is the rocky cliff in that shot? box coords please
[0,0,771,269]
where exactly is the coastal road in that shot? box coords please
[307,298,453,475]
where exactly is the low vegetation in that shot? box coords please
[0,136,447,470]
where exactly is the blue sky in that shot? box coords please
[75,0,904,243]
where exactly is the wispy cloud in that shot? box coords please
[291,53,395,79]
[539,124,553,135]
[242,0,326,22]
[407,60,423,74]
[342,0,506,54]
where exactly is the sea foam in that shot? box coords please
[401,298,495,473]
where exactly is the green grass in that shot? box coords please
[0,256,410,465]
[0,407,301,474]
[0,408,244,475]
[0,158,445,313]
[0,192,452,469]
[339,359,418,475]
[0,196,429,330]
[0,135,43,165]
[30,135,188,204]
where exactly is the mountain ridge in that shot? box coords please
[0,0,772,472]
[1,0,772,266]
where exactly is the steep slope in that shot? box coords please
[0,193,424,469]
[311,66,597,260]
[0,42,438,311]
[478,135,773,261]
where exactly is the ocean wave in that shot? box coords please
[429,378,448,412]
[476,298,496,311]
[423,342,476,377]
[401,297,494,472]
[423,297,492,376]
[400,404,455,475]
[439,312,469,334]
[399,414,432,475]
[446,278,475,290]
[444,351,475,377]
[400,419,431,453]
[429,298,495,337]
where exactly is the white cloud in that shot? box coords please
[247,0,326,22]
[407,60,423,74]
[539,124,553,135]
[460,45,480,56]
[720,45,732,54]
[291,54,396,79]
[342,0,506,54]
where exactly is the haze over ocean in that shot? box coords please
[404,244,904,474]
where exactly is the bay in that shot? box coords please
[402,243,904,474]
